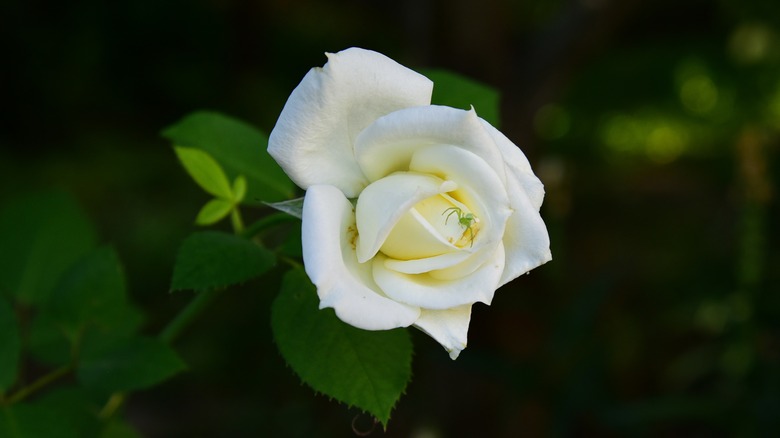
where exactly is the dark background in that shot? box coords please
[2,0,778,436]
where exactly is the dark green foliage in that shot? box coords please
[25,312,77,367]
[170,231,275,292]
[0,192,182,437]
[0,402,83,438]
[0,297,20,391]
[48,247,128,338]
[271,269,413,426]
[77,337,186,394]
[31,387,109,437]
[26,247,144,366]
[0,191,97,305]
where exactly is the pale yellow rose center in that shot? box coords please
[379,193,480,260]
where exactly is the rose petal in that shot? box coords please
[355,172,458,263]
[372,243,505,310]
[498,173,553,287]
[480,119,545,210]
[382,240,496,282]
[476,119,551,285]
[414,305,473,360]
[355,106,507,184]
[302,184,421,330]
[427,245,497,281]
[383,250,474,274]
[269,48,433,197]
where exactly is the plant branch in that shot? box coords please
[158,287,221,345]
[98,393,125,420]
[240,212,299,239]
[3,365,73,405]
[230,207,245,234]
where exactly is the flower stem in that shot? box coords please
[240,212,298,239]
[230,207,245,234]
[158,287,221,345]
[279,255,303,270]
[95,287,221,419]
[3,365,73,405]
[98,393,125,419]
[94,287,221,421]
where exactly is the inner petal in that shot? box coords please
[418,193,480,248]
[409,144,512,252]
[380,193,479,260]
[355,172,456,263]
[383,250,474,275]
[378,208,453,260]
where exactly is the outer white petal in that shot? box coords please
[355,173,457,263]
[414,305,473,360]
[355,106,507,183]
[473,120,551,286]
[498,172,552,287]
[479,119,545,210]
[372,243,505,310]
[302,184,421,330]
[269,48,433,197]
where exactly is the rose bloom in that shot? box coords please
[269,48,551,359]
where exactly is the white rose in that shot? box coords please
[268,47,551,359]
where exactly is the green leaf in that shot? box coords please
[195,198,233,226]
[0,191,97,305]
[424,69,501,128]
[30,248,142,366]
[171,231,275,292]
[77,337,186,393]
[0,297,20,391]
[162,111,295,203]
[34,387,103,437]
[173,146,233,199]
[271,269,412,426]
[0,403,82,438]
[26,313,71,366]
[232,175,247,203]
[78,304,144,360]
[48,247,127,338]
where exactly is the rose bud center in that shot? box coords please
[379,192,480,260]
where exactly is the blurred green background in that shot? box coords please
[1,0,778,436]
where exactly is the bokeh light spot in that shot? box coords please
[534,104,571,140]
[646,124,687,163]
[680,75,718,115]
[601,113,690,163]
[601,114,642,152]
[765,80,780,130]
[695,301,729,333]
[729,22,773,64]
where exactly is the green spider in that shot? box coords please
[442,207,478,247]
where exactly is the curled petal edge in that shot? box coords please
[414,305,473,360]
[268,47,433,197]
